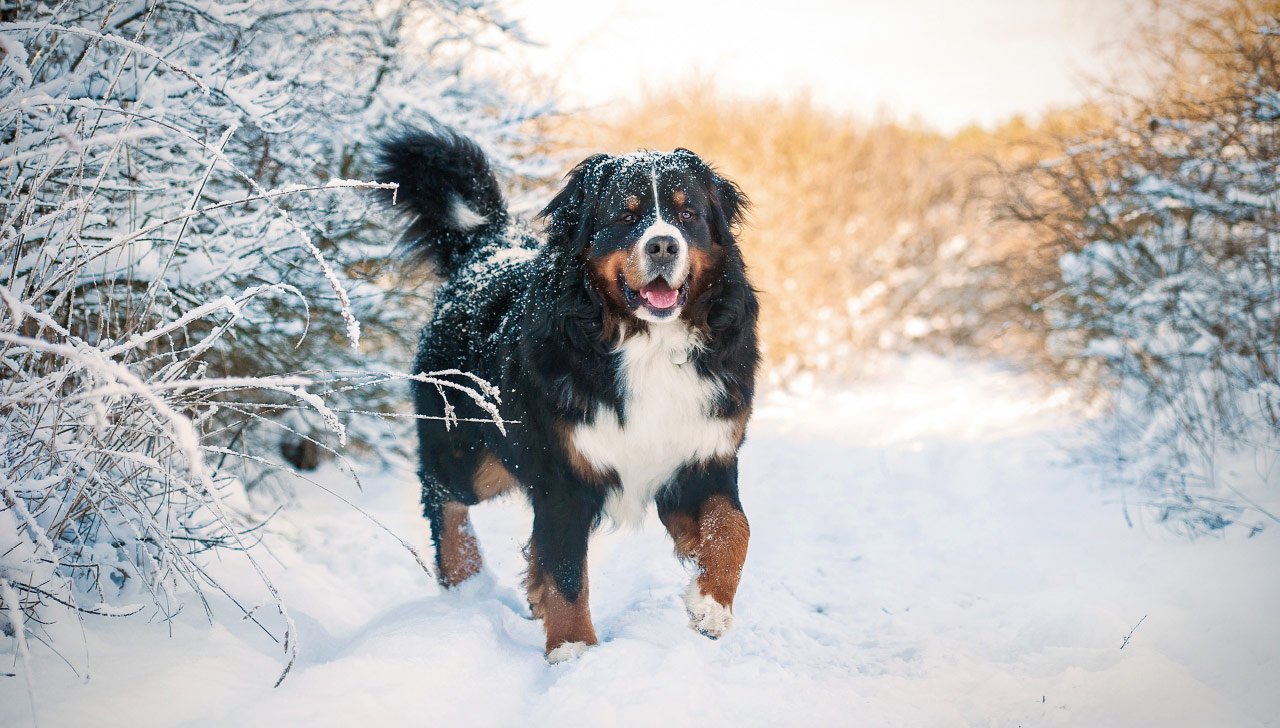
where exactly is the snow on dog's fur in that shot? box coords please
[377,126,759,659]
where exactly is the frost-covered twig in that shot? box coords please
[2,22,212,93]
[1119,614,1147,650]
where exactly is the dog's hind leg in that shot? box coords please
[422,450,518,588]
[420,472,482,588]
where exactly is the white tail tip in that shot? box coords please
[449,197,488,230]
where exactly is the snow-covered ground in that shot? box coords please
[4,356,1278,727]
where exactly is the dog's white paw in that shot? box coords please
[683,582,734,639]
[545,641,592,664]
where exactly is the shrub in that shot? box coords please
[1004,0,1280,535]
[0,0,535,687]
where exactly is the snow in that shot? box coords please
[3,355,1277,727]
[2,23,211,94]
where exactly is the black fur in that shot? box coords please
[379,126,759,613]
[376,125,508,277]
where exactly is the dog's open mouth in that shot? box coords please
[620,275,689,316]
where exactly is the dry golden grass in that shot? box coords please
[545,87,1078,375]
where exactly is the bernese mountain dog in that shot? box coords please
[377,126,759,663]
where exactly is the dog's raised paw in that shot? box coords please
[683,584,734,639]
[545,641,592,664]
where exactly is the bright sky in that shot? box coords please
[503,0,1141,132]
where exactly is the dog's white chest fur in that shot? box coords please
[571,324,737,528]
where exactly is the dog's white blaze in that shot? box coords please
[572,323,737,529]
[631,163,689,291]
[449,196,488,230]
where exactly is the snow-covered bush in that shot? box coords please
[1006,0,1280,535]
[0,0,539,685]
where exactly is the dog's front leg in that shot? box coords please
[525,486,603,663]
[659,460,750,639]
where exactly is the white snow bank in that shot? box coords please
[2,356,1276,727]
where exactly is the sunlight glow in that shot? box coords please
[505,0,1140,132]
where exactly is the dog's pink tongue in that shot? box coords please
[640,282,679,309]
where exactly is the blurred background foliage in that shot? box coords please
[533,0,1279,532]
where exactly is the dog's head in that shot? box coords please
[539,149,746,327]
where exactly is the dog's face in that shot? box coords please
[541,150,745,326]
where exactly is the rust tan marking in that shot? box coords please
[625,195,640,212]
[524,542,598,653]
[555,421,615,485]
[678,244,726,329]
[663,494,750,608]
[672,189,687,207]
[585,248,648,342]
[589,247,648,292]
[694,495,750,607]
[472,451,517,500]
[660,508,700,559]
[437,501,482,587]
[729,409,750,447]
[686,246,716,290]
[713,409,752,464]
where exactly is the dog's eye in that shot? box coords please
[679,210,695,221]
[619,213,637,224]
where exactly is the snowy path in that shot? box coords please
[4,357,1278,727]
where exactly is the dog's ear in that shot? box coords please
[538,154,613,248]
[674,148,747,245]
[709,174,747,243]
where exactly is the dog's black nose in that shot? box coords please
[644,236,680,263]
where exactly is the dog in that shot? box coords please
[377,126,759,662]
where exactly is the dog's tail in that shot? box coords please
[376,125,508,278]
